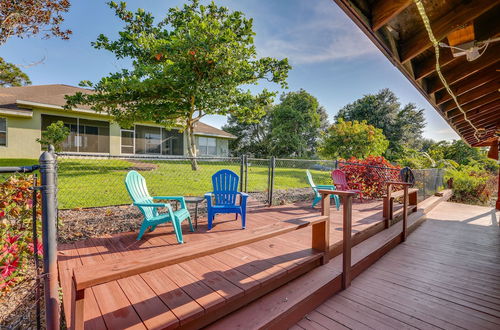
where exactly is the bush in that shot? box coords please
[445,165,494,205]
[338,156,401,198]
[0,175,42,293]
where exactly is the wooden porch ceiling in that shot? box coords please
[332,0,500,147]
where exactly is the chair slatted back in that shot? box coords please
[212,169,239,206]
[331,169,349,190]
[306,170,317,189]
[125,171,158,219]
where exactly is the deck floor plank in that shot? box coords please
[58,200,391,329]
[295,202,500,330]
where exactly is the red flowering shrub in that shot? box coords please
[0,174,42,293]
[338,156,401,198]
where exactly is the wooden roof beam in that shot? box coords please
[426,43,500,94]
[371,0,412,31]
[452,102,500,125]
[435,65,499,105]
[400,0,498,64]
[446,91,500,119]
[456,110,500,130]
[414,48,457,80]
[440,82,500,113]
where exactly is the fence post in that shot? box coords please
[244,154,248,193]
[239,154,245,192]
[39,145,60,330]
[423,170,427,199]
[268,156,276,206]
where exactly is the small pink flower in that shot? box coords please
[5,234,20,245]
[0,257,19,278]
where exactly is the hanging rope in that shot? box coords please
[413,0,480,142]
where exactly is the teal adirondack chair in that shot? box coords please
[125,170,193,243]
[306,170,340,210]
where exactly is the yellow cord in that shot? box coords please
[413,0,480,142]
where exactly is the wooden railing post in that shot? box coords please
[318,190,356,289]
[342,194,353,289]
[312,193,331,264]
[402,184,408,242]
[71,276,85,330]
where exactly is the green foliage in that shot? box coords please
[65,0,290,168]
[1,175,42,292]
[36,120,70,151]
[319,119,389,159]
[445,165,494,205]
[268,89,325,157]
[0,57,31,87]
[335,88,426,158]
[223,89,328,158]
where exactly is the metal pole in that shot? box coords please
[39,145,59,330]
[268,156,276,206]
[244,154,248,193]
[32,174,41,330]
[239,154,244,192]
[267,157,272,204]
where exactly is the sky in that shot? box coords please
[1,0,459,141]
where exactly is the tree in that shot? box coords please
[268,89,326,157]
[222,111,271,157]
[65,0,290,170]
[36,120,70,151]
[0,0,71,45]
[0,57,31,87]
[335,89,425,158]
[319,119,389,159]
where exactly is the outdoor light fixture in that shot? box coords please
[439,36,500,61]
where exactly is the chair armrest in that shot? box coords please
[133,202,169,208]
[316,184,336,190]
[237,192,249,198]
[238,192,248,207]
[153,196,186,209]
[204,193,213,207]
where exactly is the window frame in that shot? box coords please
[120,127,136,155]
[0,117,7,147]
[198,136,218,156]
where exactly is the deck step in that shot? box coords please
[207,192,454,329]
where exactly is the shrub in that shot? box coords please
[0,174,42,293]
[445,165,493,205]
[338,156,401,198]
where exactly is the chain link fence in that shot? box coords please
[54,153,445,209]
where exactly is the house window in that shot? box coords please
[121,130,134,154]
[126,125,183,155]
[41,115,110,153]
[198,136,217,156]
[0,118,6,146]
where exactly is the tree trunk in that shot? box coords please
[186,124,199,171]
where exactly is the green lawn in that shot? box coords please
[1,158,332,209]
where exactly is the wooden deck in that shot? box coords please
[58,199,394,329]
[295,202,500,330]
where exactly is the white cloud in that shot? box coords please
[256,0,378,64]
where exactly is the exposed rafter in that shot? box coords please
[400,0,498,63]
[371,0,412,31]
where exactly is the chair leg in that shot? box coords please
[137,222,149,240]
[187,215,194,232]
[333,195,340,211]
[241,211,246,229]
[150,225,157,232]
[312,196,321,208]
[207,212,214,231]
[236,213,238,220]
[172,219,184,244]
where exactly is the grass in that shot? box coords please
[0,158,332,209]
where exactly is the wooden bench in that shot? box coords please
[383,182,418,229]
[69,214,330,330]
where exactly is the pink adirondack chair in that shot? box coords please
[331,169,363,202]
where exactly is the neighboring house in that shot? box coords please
[0,85,235,159]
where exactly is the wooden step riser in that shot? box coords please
[183,256,323,330]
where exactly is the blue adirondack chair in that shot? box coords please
[125,170,193,243]
[205,169,248,230]
[306,170,340,210]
